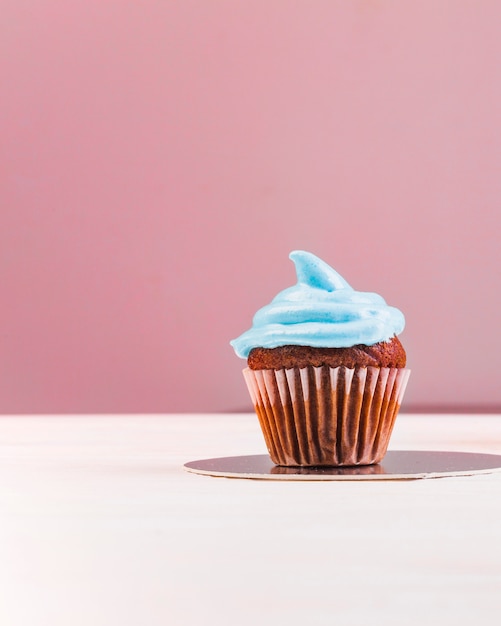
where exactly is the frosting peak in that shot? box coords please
[290,250,351,291]
[230,251,405,359]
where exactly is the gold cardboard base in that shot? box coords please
[184,450,501,481]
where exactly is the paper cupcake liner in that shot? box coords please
[243,366,411,467]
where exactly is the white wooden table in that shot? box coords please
[1,413,501,626]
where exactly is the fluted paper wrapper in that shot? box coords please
[243,366,410,467]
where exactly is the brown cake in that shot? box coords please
[248,336,406,370]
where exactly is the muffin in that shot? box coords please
[230,251,410,467]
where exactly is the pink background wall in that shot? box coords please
[2,1,501,413]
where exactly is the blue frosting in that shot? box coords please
[230,251,405,359]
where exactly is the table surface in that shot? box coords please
[1,413,501,626]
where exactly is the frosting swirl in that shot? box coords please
[230,251,405,358]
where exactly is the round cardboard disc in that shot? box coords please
[184,450,501,481]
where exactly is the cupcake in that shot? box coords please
[230,251,410,467]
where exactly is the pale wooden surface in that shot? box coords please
[1,414,501,626]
